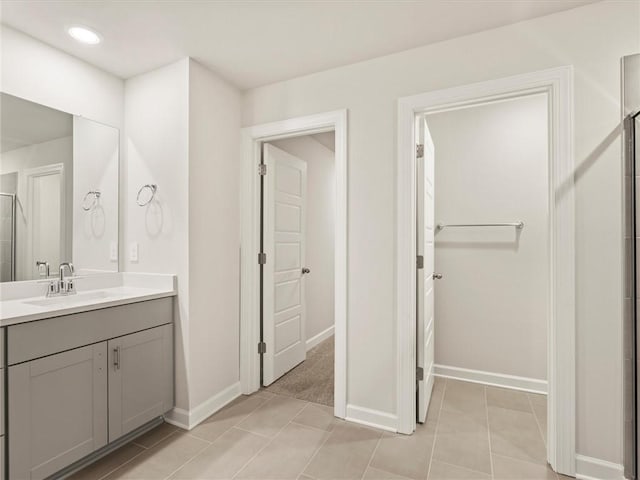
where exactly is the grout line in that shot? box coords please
[298,416,336,479]
[233,425,277,440]
[94,430,182,480]
[360,430,384,479]
[527,393,547,448]
[484,385,495,480]
[426,378,446,479]
[231,401,310,479]
[161,435,211,480]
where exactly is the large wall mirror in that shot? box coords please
[0,93,119,282]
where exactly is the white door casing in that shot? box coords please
[396,67,574,475]
[416,117,436,423]
[263,143,308,386]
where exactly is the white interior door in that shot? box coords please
[263,143,308,386]
[417,117,436,423]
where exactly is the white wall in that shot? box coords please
[271,135,335,345]
[0,25,123,132]
[429,94,549,382]
[242,0,640,464]
[124,59,191,410]
[0,137,73,279]
[73,117,119,274]
[188,59,243,410]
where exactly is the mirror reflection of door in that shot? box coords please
[26,165,65,280]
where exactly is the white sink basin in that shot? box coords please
[24,290,114,307]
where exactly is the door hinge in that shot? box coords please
[258,342,267,354]
[416,366,424,381]
[258,164,267,176]
[416,144,424,159]
[417,255,424,269]
[258,252,266,264]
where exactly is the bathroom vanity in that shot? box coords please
[0,273,176,480]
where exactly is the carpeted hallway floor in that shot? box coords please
[264,335,334,406]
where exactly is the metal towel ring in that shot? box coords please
[81,190,101,211]
[136,184,158,206]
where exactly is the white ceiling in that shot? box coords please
[1,94,72,153]
[0,0,596,90]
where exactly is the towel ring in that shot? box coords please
[81,190,101,211]
[136,184,158,206]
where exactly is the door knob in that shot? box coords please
[302,267,311,274]
[433,273,443,280]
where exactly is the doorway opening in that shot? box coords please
[259,133,336,407]
[397,67,575,475]
[413,93,552,475]
[240,110,348,420]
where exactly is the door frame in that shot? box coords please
[25,163,66,279]
[396,67,575,475]
[240,109,348,419]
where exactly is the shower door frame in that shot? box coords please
[396,66,575,475]
[0,193,17,281]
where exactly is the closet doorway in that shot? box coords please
[397,67,575,476]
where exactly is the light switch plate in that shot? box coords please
[129,242,139,263]
[110,241,118,262]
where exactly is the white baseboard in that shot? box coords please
[165,382,241,430]
[306,325,334,351]
[575,454,625,480]
[346,404,397,433]
[434,364,547,394]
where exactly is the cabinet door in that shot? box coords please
[109,324,173,442]
[9,343,107,480]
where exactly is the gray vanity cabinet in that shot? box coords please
[108,324,173,442]
[9,343,108,480]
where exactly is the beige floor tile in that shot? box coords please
[293,402,337,432]
[486,387,532,413]
[427,460,491,479]
[530,399,547,443]
[103,432,209,480]
[432,410,491,475]
[427,382,445,423]
[237,394,307,437]
[189,395,267,442]
[169,428,267,479]
[369,422,435,479]
[69,443,145,480]
[133,422,179,449]
[492,454,557,479]
[364,466,413,479]
[527,393,547,406]
[441,380,486,420]
[303,422,383,479]
[236,423,329,479]
[488,406,547,464]
[298,475,315,480]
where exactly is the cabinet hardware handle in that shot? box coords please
[113,346,121,370]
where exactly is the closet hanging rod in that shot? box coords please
[436,221,524,230]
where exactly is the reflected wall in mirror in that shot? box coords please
[0,93,119,282]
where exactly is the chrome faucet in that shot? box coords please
[35,261,50,278]
[46,262,76,297]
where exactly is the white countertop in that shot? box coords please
[0,273,177,327]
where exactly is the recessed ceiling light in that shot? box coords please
[68,26,101,45]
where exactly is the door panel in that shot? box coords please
[9,343,107,480]
[108,324,173,442]
[417,117,436,423]
[263,143,308,386]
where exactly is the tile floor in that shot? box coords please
[72,378,561,480]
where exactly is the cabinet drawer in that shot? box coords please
[8,298,173,365]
